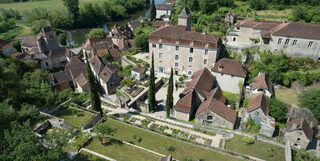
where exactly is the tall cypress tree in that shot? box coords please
[148,53,156,112]
[85,56,103,117]
[150,0,156,20]
[166,68,174,118]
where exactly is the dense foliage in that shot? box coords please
[267,98,288,123]
[86,28,106,39]
[166,68,174,118]
[298,89,320,120]
[134,22,152,52]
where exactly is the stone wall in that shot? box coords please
[196,109,235,129]
[82,113,102,130]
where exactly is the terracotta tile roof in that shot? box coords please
[184,67,216,98]
[286,118,314,140]
[89,55,104,75]
[209,87,226,103]
[108,47,121,58]
[128,21,141,31]
[252,73,273,95]
[149,25,220,49]
[153,21,171,28]
[261,23,289,39]
[273,22,320,40]
[156,4,172,10]
[196,94,237,124]
[75,73,88,87]
[261,116,275,128]
[247,93,269,116]
[21,36,37,48]
[174,89,195,113]
[132,66,146,73]
[211,58,247,78]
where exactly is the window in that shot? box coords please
[285,39,289,45]
[233,37,236,41]
[176,46,179,51]
[277,38,282,44]
[188,71,192,75]
[308,41,313,48]
[159,44,163,49]
[292,40,297,45]
[45,62,48,66]
[204,59,207,64]
[189,57,193,62]
[175,55,179,60]
[255,111,259,116]
[297,138,301,141]
[152,44,156,48]
[175,63,178,67]
[190,48,193,53]
[207,116,213,120]
[159,53,163,58]
[204,50,208,55]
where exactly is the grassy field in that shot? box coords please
[74,151,107,161]
[0,0,106,12]
[86,138,161,161]
[54,107,94,128]
[275,87,299,105]
[225,135,285,161]
[100,119,241,161]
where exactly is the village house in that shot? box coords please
[48,56,88,92]
[211,58,247,94]
[20,26,67,70]
[109,24,134,51]
[246,93,269,124]
[149,8,221,76]
[251,72,274,97]
[284,118,314,149]
[155,4,172,20]
[0,39,14,54]
[195,89,237,129]
[173,68,218,121]
[226,19,320,60]
[131,66,146,81]
[89,55,122,95]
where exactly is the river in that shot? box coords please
[67,0,166,46]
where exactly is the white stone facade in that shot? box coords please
[284,130,310,149]
[211,71,244,94]
[173,109,190,121]
[156,9,172,19]
[149,42,218,76]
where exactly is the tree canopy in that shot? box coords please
[86,28,106,39]
[298,89,320,120]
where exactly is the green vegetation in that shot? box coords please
[86,28,106,39]
[222,91,238,108]
[134,22,153,52]
[149,0,156,20]
[292,149,320,161]
[166,68,174,117]
[73,151,106,161]
[148,53,156,112]
[225,135,285,161]
[299,89,320,120]
[100,119,240,161]
[268,98,288,123]
[54,107,94,128]
[275,87,299,105]
[86,137,161,161]
[58,32,67,46]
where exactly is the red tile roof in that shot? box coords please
[286,118,314,140]
[211,58,247,78]
[132,66,146,73]
[174,89,195,113]
[247,93,269,116]
[252,72,273,95]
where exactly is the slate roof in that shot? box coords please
[286,118,313,140]
[75,73,88,87]
[252,72,273,95]
[179,8,191,18]
[196,94,237,124]
[49,48,66,59]
[149,25,220,49]
[21,36,37,48]
[211,58,247,78]
[247,93,269,116]
[156,4,172,11]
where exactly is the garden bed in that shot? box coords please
[53,107,94,128]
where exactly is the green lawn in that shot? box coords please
[100,119,241,161]
[86,138,161,161]
[54,107,94,128]
[74,151,108,161]
[0,0,106,12]
[275,87,299,105]
[225,135,285,161]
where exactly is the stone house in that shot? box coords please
[89,55,122,95]
[211,58,247,94]
[20,26,67,70]
[149,8,221,76]
[246,93,269,124]
[109,24,134,51]
[196,91,237,129]
[155,4,172,20]
[173,68,217,121]
[251,72,274,97]
[259,116,275,137]
[284,118,314,149]
[132,66,146,81]
[128,21,141,32]
[226,19,320,60]
[0,40,13,54]
[225,11,235,25]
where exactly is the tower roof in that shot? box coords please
[179,8,191,18]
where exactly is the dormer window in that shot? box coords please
[219,64,224,69]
